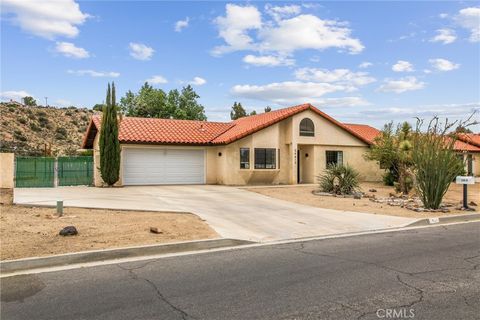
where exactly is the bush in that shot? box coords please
[37,111,47,117]
[27,113,36,120]
[412,119,466,209]
[56,127,67,135]
[38,116,49,127]
[71,119,78,126]
[30,123,41,132]
[19,118,27,124]
[382,171,396,186]
[13,130,27,142]
[317,164,360,195]
[55,132,66,140]
[65,111,73,116]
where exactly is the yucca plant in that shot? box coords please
[412,117,469,209]
[318,164,360,195]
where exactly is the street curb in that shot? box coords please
[0,238,254,274]
[406,213,480,227]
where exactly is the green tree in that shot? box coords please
[264,106,272,113]
[23,96,37,106]
[93,103,105,112]
[99,82,121,186]
[364,121,413,194]
[249,110,257,116]
[119,83,206,120]
[230,102,247,120]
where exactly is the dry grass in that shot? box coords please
[0,205,218,260]
[247,182,479,219]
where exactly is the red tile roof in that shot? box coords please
[343,123,381,144]
[453,139,480,152]
[457,133,480,148]
[81,104,389,148]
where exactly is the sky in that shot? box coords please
[1,0,479,129]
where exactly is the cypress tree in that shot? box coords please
[99,82,121,186]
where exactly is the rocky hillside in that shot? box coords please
[0,102,97,156]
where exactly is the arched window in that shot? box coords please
[299,118,315,136]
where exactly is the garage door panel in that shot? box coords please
[123,148,205,185]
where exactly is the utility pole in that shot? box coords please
[45,97,48,107]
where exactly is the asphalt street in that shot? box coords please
[1,222,479,320]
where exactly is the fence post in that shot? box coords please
[54,158,58,187]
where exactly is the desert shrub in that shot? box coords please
[27,113,36,120]
[80,115,88,121]
[37,111,47,117]
[38,116,49,127]
[30,123,41,132]
[382,170,396,186]
[55,132,66,140]
[317,164,360,195]
[412,118,467,209]
[8,107,15,112]
[13,130,27,142]
[71,119,78,126]
[18,118,27,124]
[65,111,73,116]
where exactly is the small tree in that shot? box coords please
[23,96,37,106]
[230,102,247,120]
[412,117,468,209]
[364,122,414,194]
[264,106,272,113]
[99,82,121,186]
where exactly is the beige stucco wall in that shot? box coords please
[460,152,480,176]
[0,153,15,189]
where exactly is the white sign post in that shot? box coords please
[456,176,475,210]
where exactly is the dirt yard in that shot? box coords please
[247,182,479,219]
[0,205,218,260]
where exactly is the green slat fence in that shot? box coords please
[15,157,55,188]
[58,156,93,186]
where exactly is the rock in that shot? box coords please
[150,227,163,234]
[353,193,362,199]
[469,201,477,206]
[368,189,377,193]
[59,226,78,236]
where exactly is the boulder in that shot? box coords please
[59,226,78,236]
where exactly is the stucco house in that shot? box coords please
[82,104,392,186]
[456,133,480,176]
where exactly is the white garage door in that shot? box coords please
[123,148,205,185]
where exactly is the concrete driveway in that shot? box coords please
[14,185,416,242]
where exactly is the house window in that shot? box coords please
[254,148,276,169]
[299,118,315,136]
[240,148,250,169]
[326,151,343,166]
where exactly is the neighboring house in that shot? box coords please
[456,133,480,176]
[82,104,383,186]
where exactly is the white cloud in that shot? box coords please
[175,17,189,32]
[430,29,457,44]
[189,77,207,86]
[212,4,364,56]
[55,41,89,58]
[439,13,449,19]
[212,4,262,55]
[0,90,33,102]
[294,68,376,87]
[455,7,480,42]
[392,60,414,72]
[265,4,301,22]
[314,97,371,108]
[258,14,364,54]
[429,58,460,71]
[243,54,294,67]
[145,75,168,84]
[358,62,373,69]
[1,0,89,39]
[377,77,425,93]
[129,42,154,60]
[231,81,349,105]
[67,69,120,77]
